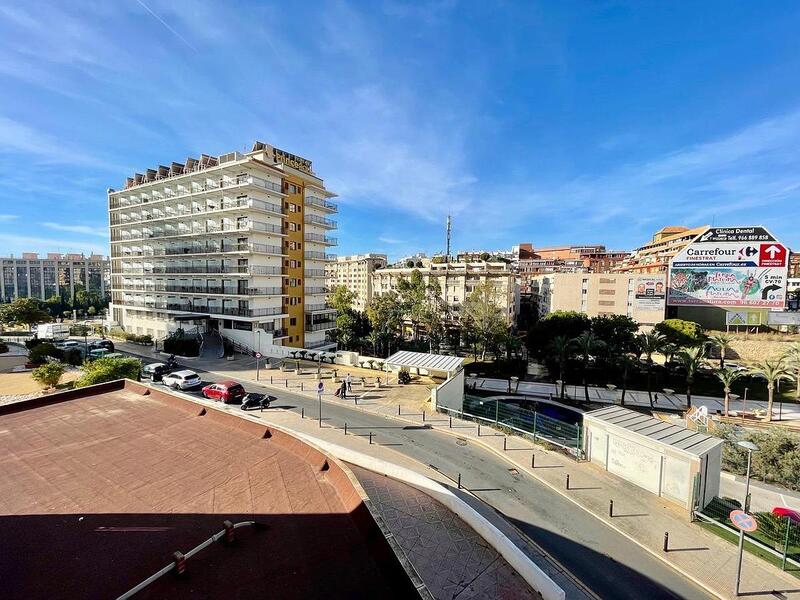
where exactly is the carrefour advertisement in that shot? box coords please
[667,227,789,308]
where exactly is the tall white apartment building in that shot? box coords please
[325,254,387,311]
[372,260,518,325]
[108,141,337,353]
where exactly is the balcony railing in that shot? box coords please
[304,251,336,261]
[111,221,284,242]
[110,174,284,210]
[304,233,337,245]
[306,304,335,313]
[304,287,328,295]
[304,214,337,229]
[116,299,284,318]
[304,196,338,212]
[115,284,284,296]
[305,320,336,332]
[305,339,336,350]
[304,269,326,278]
[110,197,284,226]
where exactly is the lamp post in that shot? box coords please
[734,440,759,597]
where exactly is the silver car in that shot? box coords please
[161,370,202,390]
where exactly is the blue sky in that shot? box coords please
[1,1,800,261]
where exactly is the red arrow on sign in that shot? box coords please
[759,243,786,266]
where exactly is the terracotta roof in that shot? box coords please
[0,381,416,600]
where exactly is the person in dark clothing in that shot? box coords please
[340,379,348,400]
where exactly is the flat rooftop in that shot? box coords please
[0,382,416,599]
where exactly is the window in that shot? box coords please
[290,317,297,326]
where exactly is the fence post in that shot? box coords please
[477,423,481,436]
[449,415,452,428]
[503,437,507,451]
[285,379,288,388]
[565,474,570,490]
[663,532,669,552]
[301,407,304,419]
[398,404,401,416]
[422,410,426,422]
[532,409,537,442]
[783,516,791,571]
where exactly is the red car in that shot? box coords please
[201,381,246,404]
[772,507,800,523]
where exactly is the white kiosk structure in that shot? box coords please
[584,406,723,511]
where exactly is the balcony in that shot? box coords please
[304,214,337,229]
[304,196,338,213]
[306,304,336,313]
[304,233,337,246]
[304,286,328,295]
[111,221,284,243]
[305,319,336,332]
[117,298,285,318]
[305,339,337,350]
[109,174,284,210]
[304,269,326,278]
[115,284,284,296]
[115,264,277,275]
[304,251,337,261]
[110,197,283,227]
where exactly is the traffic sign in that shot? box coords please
[730,510,757,532]
[255,352,262,359]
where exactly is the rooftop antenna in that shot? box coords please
[446,215,452,263]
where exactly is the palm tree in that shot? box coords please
[550,336,573,400]
[749,359,792,422]
[616,352,636,406]
[783,342,800,400]
[708,333,734,369]
[715,368,742,417]
[572,332,605,403]
[366,330,381,357]
[677,345,706,408]
[637,331,665,408]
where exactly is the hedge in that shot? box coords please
[74,357,142,388]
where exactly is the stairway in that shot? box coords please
[200,331,225,359]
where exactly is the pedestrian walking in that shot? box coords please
[340,379,348,400]
[346,373,352,393]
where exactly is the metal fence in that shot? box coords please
[698,496,800,571]
[447,394,584,458]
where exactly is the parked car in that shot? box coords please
[89,340,115,352]
[57,340,81,350]
[143,362,170,381]
[201,380,246,404]
[162,370,202,390]
[772,507,800,523]
[725,362,748,372]
[241,393,276,411]
[88,348,110,361]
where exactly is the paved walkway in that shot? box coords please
[468,375,800,421]
[119,343,798,599]
[352,464,541,600]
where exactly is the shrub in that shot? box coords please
[25,338,45,350]
[63,348,84,366]
[28,343,63,366]
[0,341,8,354]
[32,361,66,388]
[74,357,142,388]
[163,334,200,357]
[108,327,128,339]
[398,371,411,384]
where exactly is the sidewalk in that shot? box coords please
[120,343,798,598]
[468,375,800,421]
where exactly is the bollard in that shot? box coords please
[457,473,461,489]
[285,379,288,388]
[369,431,373,445]
[398,404,401,416]
[301,407,304,419]
[478,423,481,436]
[449,415,452,428]
[663,532,669,552]
[531,453,535,468]
[355,396,358,406]
[270,375,273,384]
[503,437,507,451]
[609,500,614,517]
[566,474,570,490]
[301,382,304,391]
[422,410,426,422]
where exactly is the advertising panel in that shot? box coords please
[635,276,666,310]
[668,227,789,308]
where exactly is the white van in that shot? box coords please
[36,323,71,341]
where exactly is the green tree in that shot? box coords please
[335,311,357,350]
[0,297,52,330]
[708,333,734,369]
[571,331,605,403]
[74,357,142,388]
[330,285,356,313]
[677,345,706,408]
[550,335,573,400]
[591,315,638,354]
[782,342,800,400]
[366,292,404,357]
[528,310,591,357]
[715,368,743,417]
[397,269,427,341]
[749,359,792,422]
[44,295,64,318]
[637,331,665,407]
[616,352,637,406]
[32,361,66,389]
[461,281,508,361]
[654,319,705,348]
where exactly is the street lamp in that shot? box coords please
[734,440,759,597]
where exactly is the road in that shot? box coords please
[136,356,711,600]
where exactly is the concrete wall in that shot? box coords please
[431,370,464,412]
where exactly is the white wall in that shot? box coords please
[431,370,464,412]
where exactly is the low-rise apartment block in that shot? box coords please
[1,252,108,303]
[108,141,337,353]
[529,272,666,327]
[325,254,387,311]
[517,244,628,295]
[373,260,518,325]
[614,225,708,274]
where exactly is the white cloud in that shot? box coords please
[41,222,108,237]
[0,214,18,222]
[378,236,403,244]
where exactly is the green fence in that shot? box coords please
[460,394,583,457]
[700,496,800,571]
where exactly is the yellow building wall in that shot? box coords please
[284,174,305,347]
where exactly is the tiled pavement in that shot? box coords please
[351,464,541,600]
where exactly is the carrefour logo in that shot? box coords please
[686,248,736,257]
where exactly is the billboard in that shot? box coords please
[634,276,666,310]
[668,227,789,308]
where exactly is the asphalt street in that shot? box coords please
[138,357,711,600]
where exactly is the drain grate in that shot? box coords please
[455,438,468,446]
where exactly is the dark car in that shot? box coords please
[240,393,276,411]
[89,340,115,352]
[143,362,172,382]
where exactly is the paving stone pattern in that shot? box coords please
[351,464,540,600]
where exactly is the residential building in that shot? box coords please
[529,272,666,327]
[325,253,387,311]
[0,252,108,303]
[517,244,628,295]
[372,260,518,325]
[614,225,708,274]
[107,141,337,353]
[789,251,800,278]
